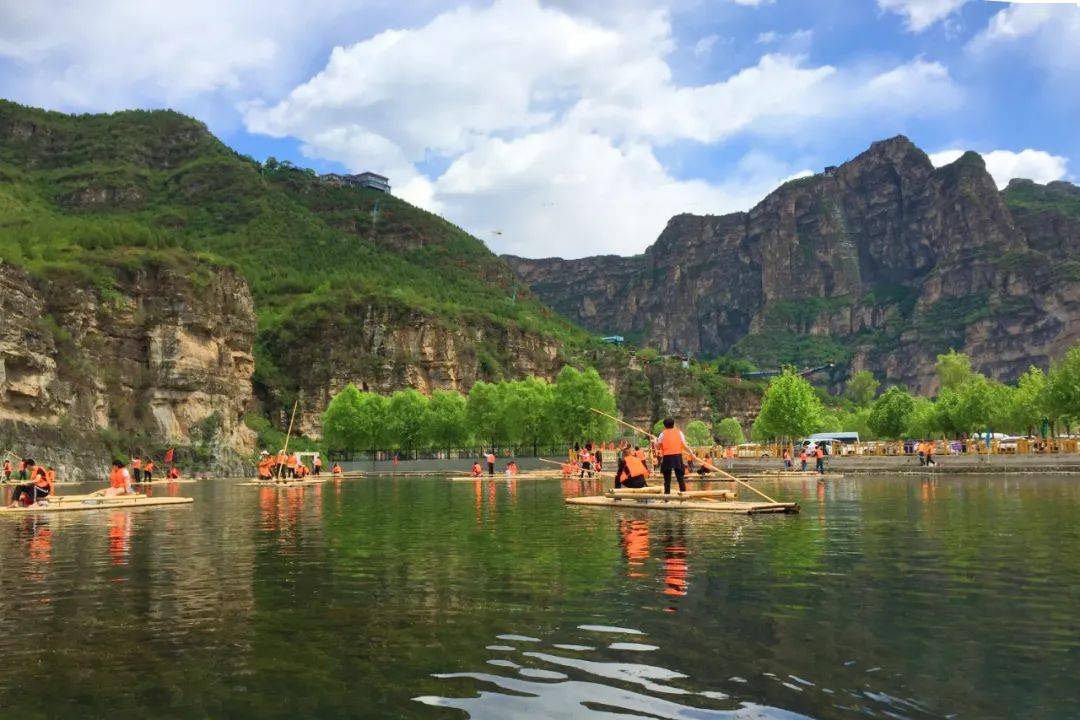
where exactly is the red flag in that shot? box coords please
[164,448,174,464]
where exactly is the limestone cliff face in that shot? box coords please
[0,262,256,477]
[507,137,1080,393]
[263,298,563,436]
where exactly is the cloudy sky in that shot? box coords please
[1,1,1077,258]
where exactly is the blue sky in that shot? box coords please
[1,0,1077,258]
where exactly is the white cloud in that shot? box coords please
[756,29,813,46]
[0,0,357,112]
[730,0,774,6]
[246,0,962,257]
[929,148,1068,189]
[693,34,720,58]
[969,5,1080,74]
[877,0,970,32]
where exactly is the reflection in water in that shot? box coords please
[0,475,1078,719]
[417,627,815,719]
[107,510,132,567]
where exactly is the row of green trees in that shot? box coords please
[750,347,1080,441]
[322,366,618,453]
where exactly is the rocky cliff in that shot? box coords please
[507,137,1080,393]
[0,259,256,479]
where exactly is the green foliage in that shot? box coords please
[936,349,974,391]
[845,370,880,406]
[714,417,746,445]
[1003,179,1080,220]
[1046,346,1080,424]
[466,381,503,446]
[868,386,916,439]
[425,390,471,449]
[684,420,713,447]
[549,366,617,443]
[755,370,825,440]
[386,389,429,453]
[323,384,366,452]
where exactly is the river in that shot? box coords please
[1,474,1077,719]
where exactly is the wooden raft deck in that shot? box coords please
[566,494,798,515]
[0,495,193,514]
[239,478,328,487]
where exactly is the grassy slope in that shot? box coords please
[0,100,591,405]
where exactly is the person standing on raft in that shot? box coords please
[8,459,52,506]
[485,450,496,477]
[654,418,689,494]
[2,458,11,483]
[614,447,650,489]
[313,455,323,476]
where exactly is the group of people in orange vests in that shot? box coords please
[256,450,341,480]
[470,457,519,477]
[130,457,180,483]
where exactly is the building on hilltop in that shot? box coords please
[321,171,392,194]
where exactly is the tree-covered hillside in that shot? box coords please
[0,100,591,415]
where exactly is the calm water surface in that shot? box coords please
[1,474,1077,719]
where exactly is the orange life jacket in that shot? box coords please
[3,460,10,472]
[133,459,142,469]
[485,453,495,464]
[109,467,129,489]
[286,455,298,467]
[659,428,685,457]
[624,455,649,478]
[633,449,646,461]
[471,464,482,476]
[314,457,322,467]
[144,461,154,472]
[168,467,180,479]
[332,464,342,474]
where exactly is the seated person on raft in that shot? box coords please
[107,460,135,496]
[8,459,52,507]
[614,448,650,489]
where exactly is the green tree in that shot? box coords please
[467,381,504,447]
[755,369,824,441]
[322,384,364,451]
[936,349,974,391]
[355,392,390,453]
[652,419,665,436]
[714,417,746,445]
[425,390,471,449]
[684,420,713,447]
[501,377,555,453]
[1046,346,1080,429]
[954,375,1000,435]
[905,396,937,438]
[868,386,916,439]
[386,389,430,454]
[1004,366,1048,436]
[549,366,617,442]
[845,370,880,406]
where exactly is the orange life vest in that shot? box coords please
[109,467,129,489]
[332,464,342,475]
[133,458,142,469]
[659,428,685,457]
[286,454,298,468]
[486,453,495,464]
[3,460,10,472]
[314,457,322,467]
[471,463,482,476]
[168,467,180,479]
[144,461,154,473]
[624,455,649,478]
[633,449,646,461]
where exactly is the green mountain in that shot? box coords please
[0,101,597,430]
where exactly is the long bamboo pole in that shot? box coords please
[276,400,300,482]
[590,408,780,504]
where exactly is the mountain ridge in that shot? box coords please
[505,136,1080,393]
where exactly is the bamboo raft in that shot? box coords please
[133,478,198,485]
[732,472,844,480]
[0,493,193,514]
[567,493,798,515]
[239,478,328,488]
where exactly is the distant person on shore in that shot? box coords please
[783,448,792,470]
[814,446,825,475]
[167,466,180,480]
[580,443,594,479]
[725,445,735,469]
[594,447,603,474]
[3,458,11,483]
[132,457,143,483]
[143,458,155,483]
[313,456,323,476]
[614,447,650,489]
[18,457,28,481]
[654,418,688,495]
[485,450,496,476]
[799,448,808,472]
[925,442,936,467]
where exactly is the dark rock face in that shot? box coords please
[506,137,1080,393]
